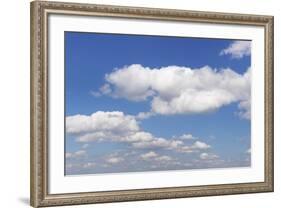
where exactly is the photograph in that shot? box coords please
[30,1,273,206]
[0,0,278,207]
[65,32,252,175]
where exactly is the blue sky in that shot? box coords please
[65,32,251,175]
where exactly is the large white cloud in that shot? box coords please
[220,40,251,59]
[95,64,251,119]
[66,111,212,153]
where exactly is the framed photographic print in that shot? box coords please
[30,1,274,207]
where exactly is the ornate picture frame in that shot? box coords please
[30,1,273,207]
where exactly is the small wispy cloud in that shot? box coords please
[178,134,196,140]
[140,151,158,160]
[90,90,101,97]
[237,99,251,120]
[90,83,112,97]
[136,112,155,120]
[83,162,96,169]
[106,157,124,164]
[155,155,172,162]
[140,151,173,162]
[200,152,219,160]
[65,150,87,159]
[220,40,251,59]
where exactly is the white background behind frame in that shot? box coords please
[49,13,264,194]
[1,0,280,208]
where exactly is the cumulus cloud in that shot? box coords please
[106,157,124,164]
[140,151,173,162]
[192,141,210,149]
[65,150,87,159]
[155,155,172,161]
[200,152,219,160]
[94,64,251,119]
[178,134,196,140]
[136,112,155,120]
[90,83,112,97]
[83,162,96,168]
[176,141,210,153]
[220,40,251,59]
[99,83,112,95]
[140,151,158,160]
[131,138,184,150]
[237,99,251,119]
[66,111,212,154]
